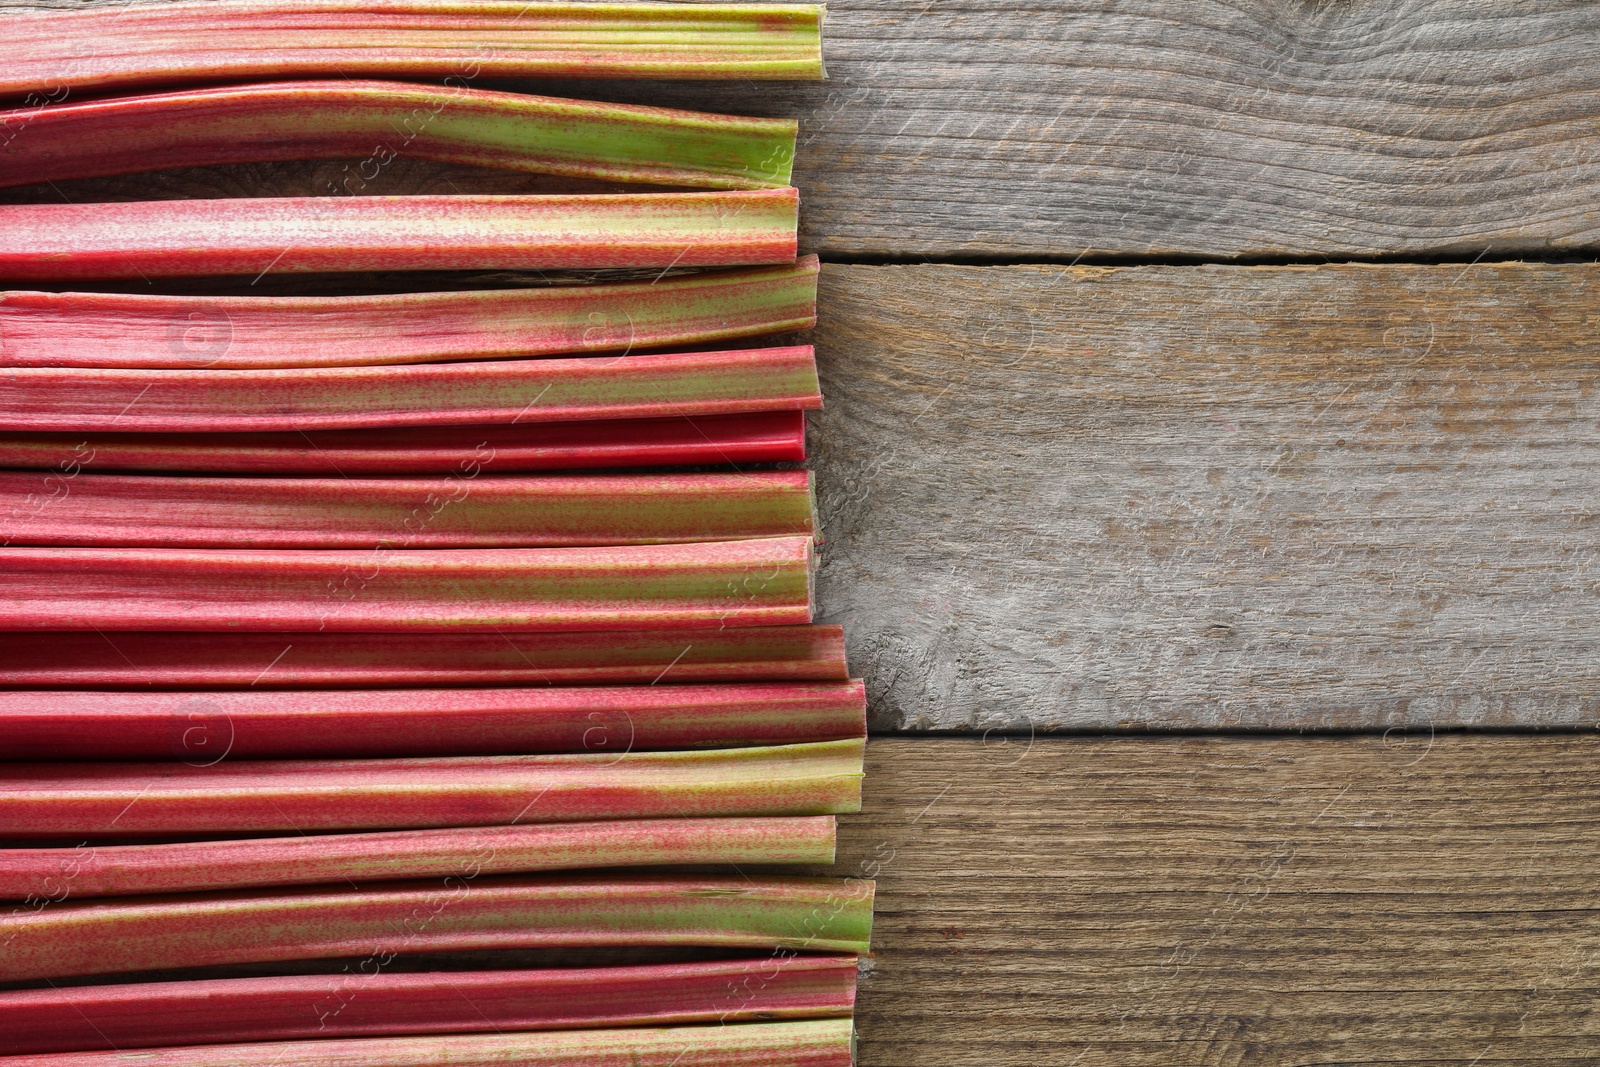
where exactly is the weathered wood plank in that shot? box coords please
[842,735,1600,1066]
[7,0,1600,258]
[811,261,1600,730]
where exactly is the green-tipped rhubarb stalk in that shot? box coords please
[0,411,808,474]
[0,191,797,280]
[0,738,864,835]
[0,80,797,192]
[1,2,827,97]
[0,346,819,433]
[0,625,849,688]
[0,874,875,981]
[0,536,814,631]
[0,816,838,898]
[0,680,867,759]
[0,959,858,1054]
[0,259,818,369]
[0,470,815,548]
[0,1020,855,1067]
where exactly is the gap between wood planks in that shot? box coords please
[817,250,1600,269]
[871,725,1600,738]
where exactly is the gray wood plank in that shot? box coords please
[844,734,1600,1065]
[539,0,1600,259]
[811,261,1600,730]
[8,0,1600,258]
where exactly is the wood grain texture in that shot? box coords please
[7,0,1600,258]
[810,261,1600,731]
[841,735,1600,1066]
[1,736,1594,1064]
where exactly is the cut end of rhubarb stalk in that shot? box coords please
[818,4,831,80]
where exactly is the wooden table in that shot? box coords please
[6,1,1600,1062]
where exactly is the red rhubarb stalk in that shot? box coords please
[0,346,820,433]
[0,1020,855,1067]
[0,738,865,835]
[0,259,818,369]
[0,680,867,759]
[0,625,848,688]
[0,536,813,631]
[0,411,807,474]
[0,470,815,548]
[0,816,838,898]
[0,190,797,281]
[0,958,857,1054]
[0,80,797,192]
[0,874,876,981]
[1,2,827,97]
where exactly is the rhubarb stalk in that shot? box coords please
[0,874,876,981]
[0,470,815,548]
[0,536,813,631]
[0,411,808,474]
[2,2,828,96]
[0,80,797,192]
[0,190,797,281]
[0,816,838,898]
[0,680,866,759]
[0,958,857,1054]
[0,1020,854,1067]
[0,738,865,835]
[0,346,820,433]
[0,625,848,688]
[0,258,818,369]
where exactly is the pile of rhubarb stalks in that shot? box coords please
[0,4,868,1065]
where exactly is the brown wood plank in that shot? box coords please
[2,735,1595,1064]
[7,1,1600,259]
[811,261,1600,730]
[842,735,1600,1066]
